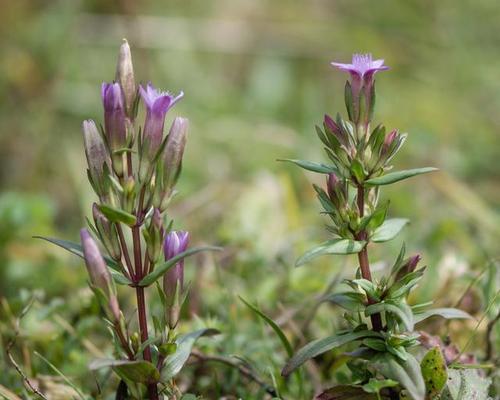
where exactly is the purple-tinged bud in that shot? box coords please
[83,120,112,200]
[395,254,422,282]
[115,39,136,120]
[92,203,121,261]
[102,82,127,151]
[139,83,183,160]
[80,229,121,322]
[163,231,189,300]
[382,129,398,155]
[324,114,348,147]
[326,173,346,209]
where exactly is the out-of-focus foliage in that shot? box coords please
[0,0,498,398]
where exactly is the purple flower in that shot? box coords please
[80,229,121,321]
[163,230,189,299]
[331,53,389,91]
[139,83,184,158]
[101,82,127,149]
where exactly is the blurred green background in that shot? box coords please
[0,0,498,398]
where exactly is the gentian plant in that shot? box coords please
[38,41,219,399]
[279,54,482,400]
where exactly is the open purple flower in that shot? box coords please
[331,53,388,90]
[163,230,190,299]
[139,83,184,158]
[101,82,127,150]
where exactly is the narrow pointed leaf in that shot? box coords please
[34,236,121,271]
[371,218,409,242]
[296,239,365,267]
[98,204,137,226]
[414,308,472,324]
[89,359,159,384]
[365,168,438,186]
[139,246,222,286]
[277,159,338,174]
[282,330,379,376]
[161,328,219,381]
[239,296,293,357]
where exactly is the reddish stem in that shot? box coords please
[356,185,383,332]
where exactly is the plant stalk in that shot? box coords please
[356,185,383,331]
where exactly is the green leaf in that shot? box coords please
[277,159,338,174]
[140,246,222,286]
[359,202,389,231]
[365,301,414,331]
[161,328,219,381]
[34,236,121,272]
[350,159,365,183]
[362,378,398,395]
[350,279,380,301]
[323,292,366,312]
[441,369,491,400]
[371,218,409,243]
[239,296,293,357]
[282,330,379,376]
[316,385,377,400]
[296,239,365,267]
[373,353,425,400]
[420,347,447,398]
[98,204,137,226]
[365,167,438,186]
[110,271,132,285]
[89,358,159,384]
[414,308,472,324]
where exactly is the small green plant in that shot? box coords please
[279,54,484,400]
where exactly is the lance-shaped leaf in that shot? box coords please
[239,296,293,357]
[414,308,472,324]
[365,301,414,331]
[323,292,366,312]
[365,167,438,186]
[296,239,365,267]
[35,236,119,270]
[89,359,159,384]
[139,245,222,286]
[316,385,377,400]
[372,353,426,400]
[277,158,339,174]
[371,218,409,242]
[161,328,219,381]
[98,204,137,226]
[282,330,379,376]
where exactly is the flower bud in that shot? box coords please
[102,82,127,151]
[324,114,348,147]
[163,231,189,300]
[163,230,189,329]
[161,117,188,194]
[381,129,398,156]
[83,120,112,200]
[326,173,347,209]
[80,229,121,322]
[144,208,164,263]
[395,254,421,282]
[92,203,121,261]
[115,39,136,120]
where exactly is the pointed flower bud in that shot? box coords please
[80,229,121,322]
[139,83,184,159]
[115,39,136,120]
[324,114,348,147]
[161,117,188,200]
[326,173,347,209]
[144,208,164,263]
[395,254,422,282]
[102,82,127,151]
[163,231,189,300]
[83,120,111,200]
[92,203,121,261]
